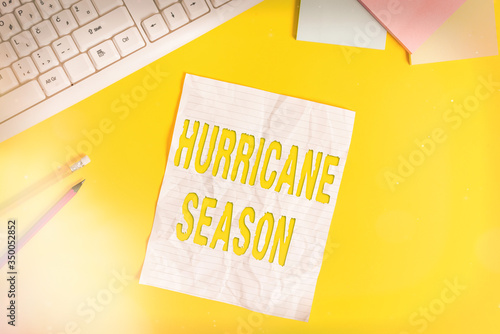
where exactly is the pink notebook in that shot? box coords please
[410,0,498,65]
[357,0,468,53]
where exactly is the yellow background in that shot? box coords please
[1,0,500,333]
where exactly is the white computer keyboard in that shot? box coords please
[0,0,263,142]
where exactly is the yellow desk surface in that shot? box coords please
[1,1,500,333]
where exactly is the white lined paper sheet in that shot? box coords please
[139,74,355,321]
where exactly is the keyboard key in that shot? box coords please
[0,67,19,94]
[11,31,38,57]
[155,0,177,10]
[63,53,95,82]
[0,80,45,123]
[51,9,79,35]
[60,0,79,9]
[0,41,18,67]
[12,56,39,83]
[52,35,78,61]
[0,13,22,40]
[38,66,70,95]
[162,3,189,31]
[88,40,120,70]
[210,0,230,8]
[181,0,209,20]
[32,45,59,72]
[72,6,134,51]
[142,14,169,41]
[91,0,123,15]
[0,0,20,15]
[31,20,59,46]
[34,0,62,19]
[15,3,43,29]
[71,0,98,25]
[113,27,145,56]
[0,0,262,142]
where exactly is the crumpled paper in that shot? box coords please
[140,74,355,321]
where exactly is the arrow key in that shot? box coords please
[142,14,169,42]
[162,3,189,31]
[181,0,209,20]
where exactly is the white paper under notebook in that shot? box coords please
[296,0,387,50]
[139,74,355,321]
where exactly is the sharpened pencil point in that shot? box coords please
[72,180,85,193]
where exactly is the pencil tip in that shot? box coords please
[72,180,85,193]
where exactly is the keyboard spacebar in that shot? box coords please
[0,81,45,123]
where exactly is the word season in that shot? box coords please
[174,120,341,204]
[177,193,295,266]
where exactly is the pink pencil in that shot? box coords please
[1,180,85,268]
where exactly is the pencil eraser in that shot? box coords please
[81,155,91,166]
[70,155,91,172]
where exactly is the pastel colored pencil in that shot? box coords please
[0,180,85,268]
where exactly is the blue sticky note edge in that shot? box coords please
[296,0,387,50]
